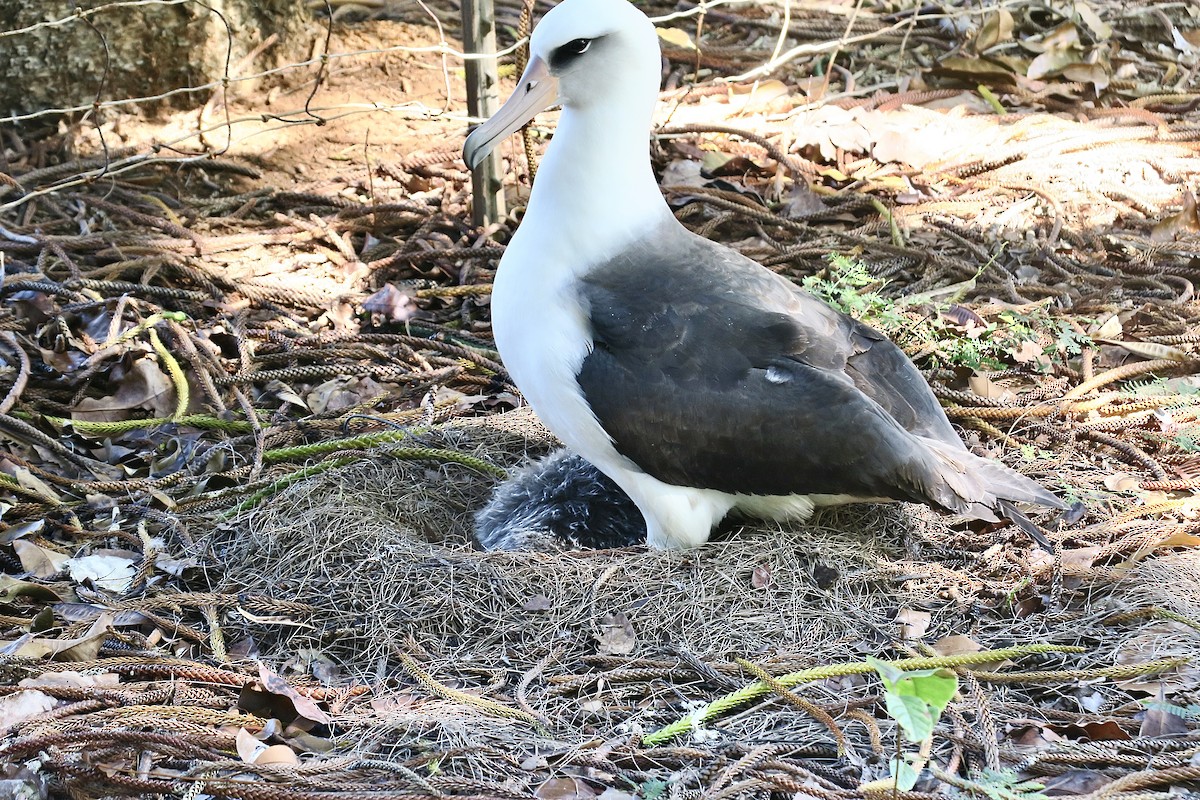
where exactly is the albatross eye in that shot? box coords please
[552,37,592,66]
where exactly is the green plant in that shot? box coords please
[804,255,1090,373]
[959,768,1048,800]
[867,656,958,792]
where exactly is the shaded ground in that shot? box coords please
[1,0,1200,797]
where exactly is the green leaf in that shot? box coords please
[865,655,904,686]
[906,669,958,713]
[889,755,920,792]
[886,692,936,741]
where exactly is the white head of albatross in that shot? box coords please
[465,0,1065,552]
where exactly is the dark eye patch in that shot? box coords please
[550,37,593,69]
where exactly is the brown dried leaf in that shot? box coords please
[595,612,637,656]
[1042,770,1113,794]
[930,634,983,657]
[974,8,1014,51]
[8,614,112,661]
[1074,2,1111,40]
[535,777,598,800]
[968,375,1015,403]
[656,27,695,51]
[522,594,552,612]
[0,575,60,605]
[1008,339,1045,365]
[1096,339,1191,362]
[895,608,930,640]
[236,727,266,763]
[1151,190,1200,242]
[12,540,68,579]
[1140,691,1190,738]
[257,663,331,725]
[72,357,175,422]
[362,283,418,322]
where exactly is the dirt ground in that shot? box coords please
[2,1,1200,798]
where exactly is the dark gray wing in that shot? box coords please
[575,227,965,501]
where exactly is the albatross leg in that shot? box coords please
[616,470,736,550]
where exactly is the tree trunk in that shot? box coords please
[0,0,313,119]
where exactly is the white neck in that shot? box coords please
[514,101,673,270]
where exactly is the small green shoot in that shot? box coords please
[867,656,958,792]
[962,768,1048,800]
[638,778,670,800]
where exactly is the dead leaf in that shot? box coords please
[7,614,113,661]
[596,790,636,800]
[1074,2,1112,41]
[0,576,60,605]
[0,690,56,728]
[1042,770,1113,794]
[18,671,120,690]
[13,540,68,579]
[1154,530,1200,548]
[1139,690,1191,738]
[0,519,45,544]
[723,79,791,115]
[236,727,267,763]
[1060,546,1104,572]
[1063,60,1109,92]
[974,9,1014,51]
[895,608,930,639]
[968,375,1016,403]
[1008,339,1047,365]
[523,594,552,612]
[1046,720,1131,742]
[1151,190,1200,242]
[782,181,827,219]
[1104,473,1141,492]
[362,284,419,322]
[1095,340,1190,362]
[656,27,695,51]
[306,375,389,415]
[64,552,137,593]
[595,613,637,656]
[257,664,331,725]
[535,777,598,800]
[72,356,176,422]
[931,634,983,657]
[9,468,62,504]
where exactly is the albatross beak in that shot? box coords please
[463,56,558,170]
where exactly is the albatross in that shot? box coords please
[464,0,1064,551]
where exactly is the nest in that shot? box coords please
[161,408,1200,797]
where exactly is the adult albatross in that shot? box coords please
[464,0,1064,551]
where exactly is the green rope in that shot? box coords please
[382,446,507,479]
[262,429,427,463]
[33,413,259,436]
[641,644,1088,746]
[148,327,188,420]
[222,457,357,518]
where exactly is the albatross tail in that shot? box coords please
[919,439,1065,550]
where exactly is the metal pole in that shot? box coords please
[462,0,506,226]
